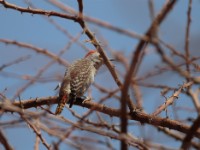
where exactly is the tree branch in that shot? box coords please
[181,115,200,149]
[0,97,199,138]
[0,0,77,21]
[0,130,13,150]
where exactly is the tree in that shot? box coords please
[0,0,200,150]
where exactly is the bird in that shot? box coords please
[55,50,103,115]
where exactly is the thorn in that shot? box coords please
[45,12,50,17]
[82,27,87,34]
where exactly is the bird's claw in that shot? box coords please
[82,97,92,104]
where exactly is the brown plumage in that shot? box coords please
[55,50,103,115]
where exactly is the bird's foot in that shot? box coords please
[82,96,92,104]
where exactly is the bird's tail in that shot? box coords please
[55,95,67,115]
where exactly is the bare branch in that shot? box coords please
[0,55,30,71]
[0,39,68,66]
[23,117,51,149]
[47,0,148,40]
[152,81,193,116]
[155,44,200,84]
[0,0,199,149]
[1,97,199,138]
[181,115,200,149]
[0,0,77,21]
[77,0,83,18]
[0,129,13,150]
[120,1,177,149]
[185,0,192,73]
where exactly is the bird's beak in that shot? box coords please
[109,58,115,61]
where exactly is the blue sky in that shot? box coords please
[1,0,200,149]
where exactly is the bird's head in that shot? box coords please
[85,50,103,66]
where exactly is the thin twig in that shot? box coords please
[152,82,193,116]
[0,129,13,150]
[23,117,51,149]
[47,0,148,41]
[0,55,31,71]
[0,39,68,66]
[155,44,200,83]
[0,0,77,21]
[185,0,192,74]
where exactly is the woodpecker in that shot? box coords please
[55,50,103,115]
